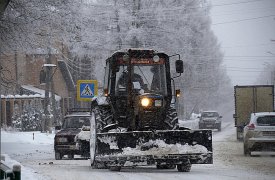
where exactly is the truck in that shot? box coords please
[89,49,213,172]
[234,85,274,140]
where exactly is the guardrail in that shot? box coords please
[0,156,21,180]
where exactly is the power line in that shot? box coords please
[211,6,275,16]
[211,0,264,7]
[226,66,266,70]
[212,14,275,25]
[221,42,275,49]
[226,69,266,72]
[224,55,275,58]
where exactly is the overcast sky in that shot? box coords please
[209,0,275,85]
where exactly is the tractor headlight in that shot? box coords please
[141,98,150,107]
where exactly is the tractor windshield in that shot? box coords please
[116,64,167,95]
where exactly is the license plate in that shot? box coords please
[58,137,68,142]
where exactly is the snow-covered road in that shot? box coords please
[1,118,275,180]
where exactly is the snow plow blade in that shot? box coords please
[94,130,212,167]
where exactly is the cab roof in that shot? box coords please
[251,112,275,117]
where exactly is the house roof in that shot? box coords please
[21,85,61,101]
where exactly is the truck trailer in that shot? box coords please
[234,85,274,140]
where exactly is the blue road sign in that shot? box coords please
[77,80,98,101]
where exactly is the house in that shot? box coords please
[0,49,76,127]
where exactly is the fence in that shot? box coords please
[0,156,21,180]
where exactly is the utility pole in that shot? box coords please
[42,61,57,133]
[43,54,51,132]
[50,70,57,126]
[0,47,2,158]
[0,59,2,127]
[266,52,275,85]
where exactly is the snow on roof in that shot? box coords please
[112,48,163,55]
[21,85,61,101]
[202,110,218,113]
[26,47,59,54]
[1,94,42,99]
[251,112,275,117]
[42,64,57,67]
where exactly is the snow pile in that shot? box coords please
[21,85,61,101]
[178,113,200,130]
[119,139,209,156]
[1,154,48,180]
[75,128,90,141]
[179,119,199,129]
[1,154,21,171]
[1,131,54,145]
[98,135,119,150]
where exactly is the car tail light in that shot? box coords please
[248,123,255,130]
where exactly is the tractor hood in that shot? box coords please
[139,93,163,98]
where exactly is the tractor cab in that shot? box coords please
[103,49,183,130]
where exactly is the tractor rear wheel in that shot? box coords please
[109,166,121,171]
[177,161,192,172]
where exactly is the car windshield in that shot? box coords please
[115,64,167,95]
[201,112,219,118]
[62,116,90,129]
[256,116,275,126]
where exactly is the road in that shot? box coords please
[1,112,275,180]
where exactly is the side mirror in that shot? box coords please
[55,126,61,130]
[115,66,120,72]
[175,60,183,73]
[175,89,181,97]
[104,89,108,96]
[219,116,223,118]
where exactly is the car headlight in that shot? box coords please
[141,98,150,107]
[56,137,68,143]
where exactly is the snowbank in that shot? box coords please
[1,154,48,180]
[179,119,199,129]
[120,139,208,156]
[1,131,54,145]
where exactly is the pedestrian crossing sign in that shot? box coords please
[77,80,98,101]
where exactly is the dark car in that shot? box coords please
[54,112,90,160]
[199,111,222,131]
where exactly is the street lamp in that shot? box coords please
[40,63,57,133]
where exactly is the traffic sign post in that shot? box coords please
[77,80,98,101]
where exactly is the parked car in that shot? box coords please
[243,112,275,156]
[54,109,90,160]
[198,111,222,131]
